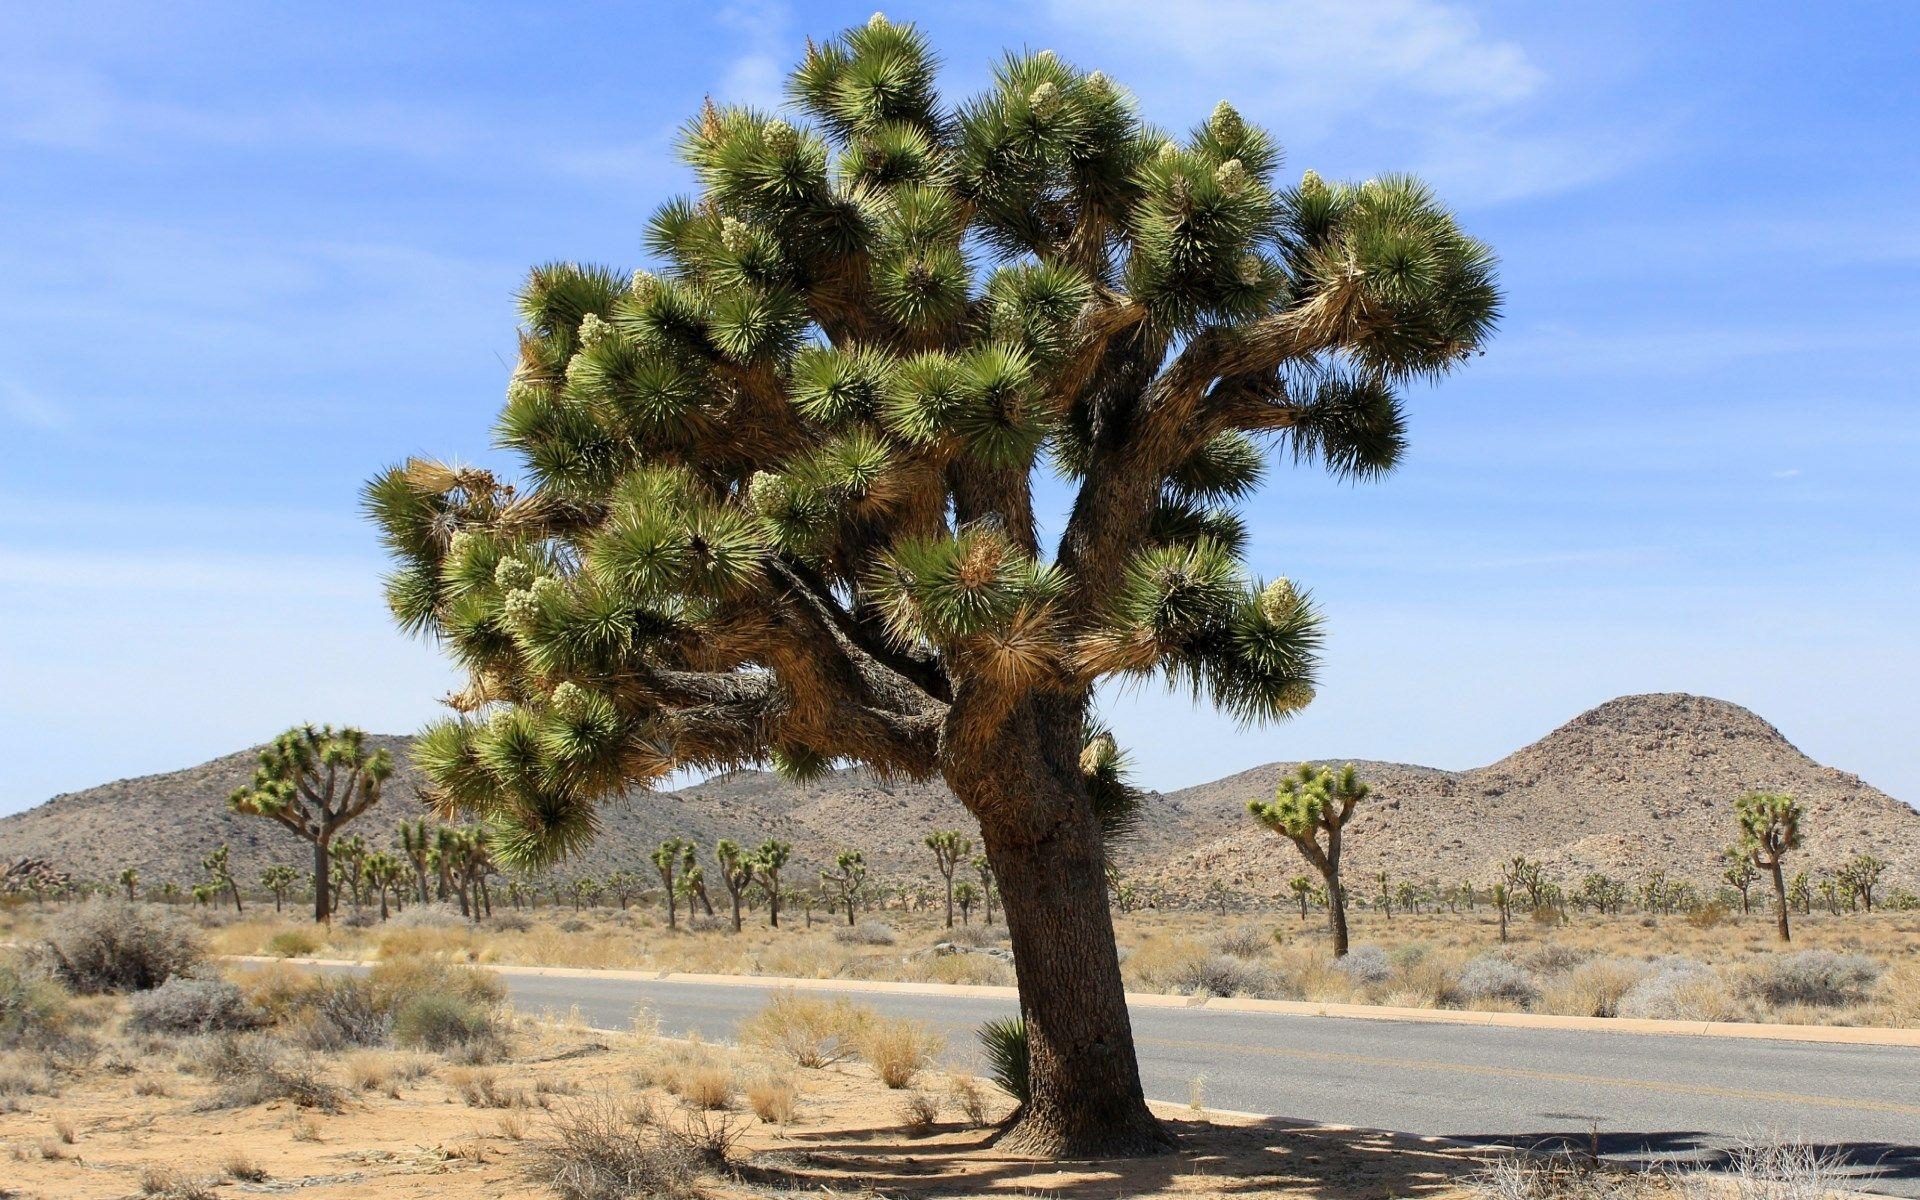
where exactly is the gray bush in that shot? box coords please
[1336,945,1393,986]
[1616,957,1733,1021]
[1172,953,1271,998]
[127,977,264,1036]
[686,915,731,934]
[490,911,534,932]
[297,977,392,1050]
[388,903,466,929]
[38,900,201,994]
[833,920,897,946]
[1454,955,1541,1008]
[1739,951,1883,1008]
[191,1033,347,1113]
[1210,925,1274,960]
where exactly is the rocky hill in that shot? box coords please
[2,694,1914,899]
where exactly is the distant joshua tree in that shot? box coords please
[364,851,405,920]
[230,725,393,923]
[752,840,793,928]
[822,850,868,926]
[201,844,242,913]
[398,818,437,904]
[972,854,997,925]
[924,830,973,929]
[605,868,643,912]
[1248,763,1367,956]
[261,865,300,913]
[715,840,757,932]
[1720,847,1757,914]
[1286,875,1313,920]
[118,867,139,903]
[651,838,693,930]
[1837,853,1886,914]
[955,881,981,926]
[1735,791,1802,942]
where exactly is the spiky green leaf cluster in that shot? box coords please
[365,16,1499,871]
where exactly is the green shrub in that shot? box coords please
[265,929,322,958]
[977,1015,1028,1104]
[393,992,502,1058]
[0,960,74,1049]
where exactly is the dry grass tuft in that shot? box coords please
[737,989,872,1068]
[743,1071,799,1126]
[858,1014,943,1089]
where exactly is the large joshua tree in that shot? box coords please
[231,726,394,923]
[365,17,1497,1156]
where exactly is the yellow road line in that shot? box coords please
[1136,1035,1920,1118]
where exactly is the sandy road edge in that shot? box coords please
[224,955,1920,1047]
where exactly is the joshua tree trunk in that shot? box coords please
[1767,859,1790,943]
[1324,865,1349,957]
[311,840,331,923]
[951,708,1169,1159]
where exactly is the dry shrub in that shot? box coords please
[1541,957,1645,1018]
[737,989,872,1067]
[1869,960,1920,1025]
[1453,955,1541,1009]
[1616,958,1742,1021]
[898,1090,941,1133]
[677,1065,735,1111]
[127,977,264,1036]
[859,1015,943,1088]
[344,1049,434,1091]
[393,991,508,1061]
[0,960,78,1050]
[744,1072,798,1125]
[140,1165,219,1200]
[948,1071,992,1127]
[833,920,896,946]
[1170,953,1271,998]
[1210,924,1275,959]
[37,901,201,994]
[524,1096,700,1200]
[223,1152,268,1182]
[190,1033,347,1113]
[445,1065,525,1108]
[1737,951,1882,1009]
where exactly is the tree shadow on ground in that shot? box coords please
[1447,1129,1919,1191]
[743,1108,1488,1200]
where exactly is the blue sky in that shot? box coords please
[3,1,1916,815]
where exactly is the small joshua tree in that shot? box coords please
[365,851,405,920]
[1287,875,1313,920]
[201,844,243,913]
[261,864,299,913]
[606,868,644,911]
[118,867,139,902]
[1721,847,1757,914]
[972,854,997,925]
[1247,763,1367,956]
[1838,853,1886,914]
[230,725,393,923]
[1492,881,1511,942]
[925,829,972,928]
[1736,791,1802,942]
[651,838,693,929]
[955,880,981,925]
[752,839,793,927]
[822,850,868,926]
[715,839,757,931]
[398,818,437,904]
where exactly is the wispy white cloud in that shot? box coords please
[0,382,67,430]
[1042,0,1643,205]
[715,2,794,110]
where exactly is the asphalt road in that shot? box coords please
[332,965,1920,1194]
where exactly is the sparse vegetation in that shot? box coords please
[37,899,201,994]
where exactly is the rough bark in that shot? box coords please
[951,708,1171,1158]
[312,839,331,924]
[1768,858,1791,943]
[1325,862,1350,958]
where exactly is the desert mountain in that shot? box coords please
[2,694,1914,900]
